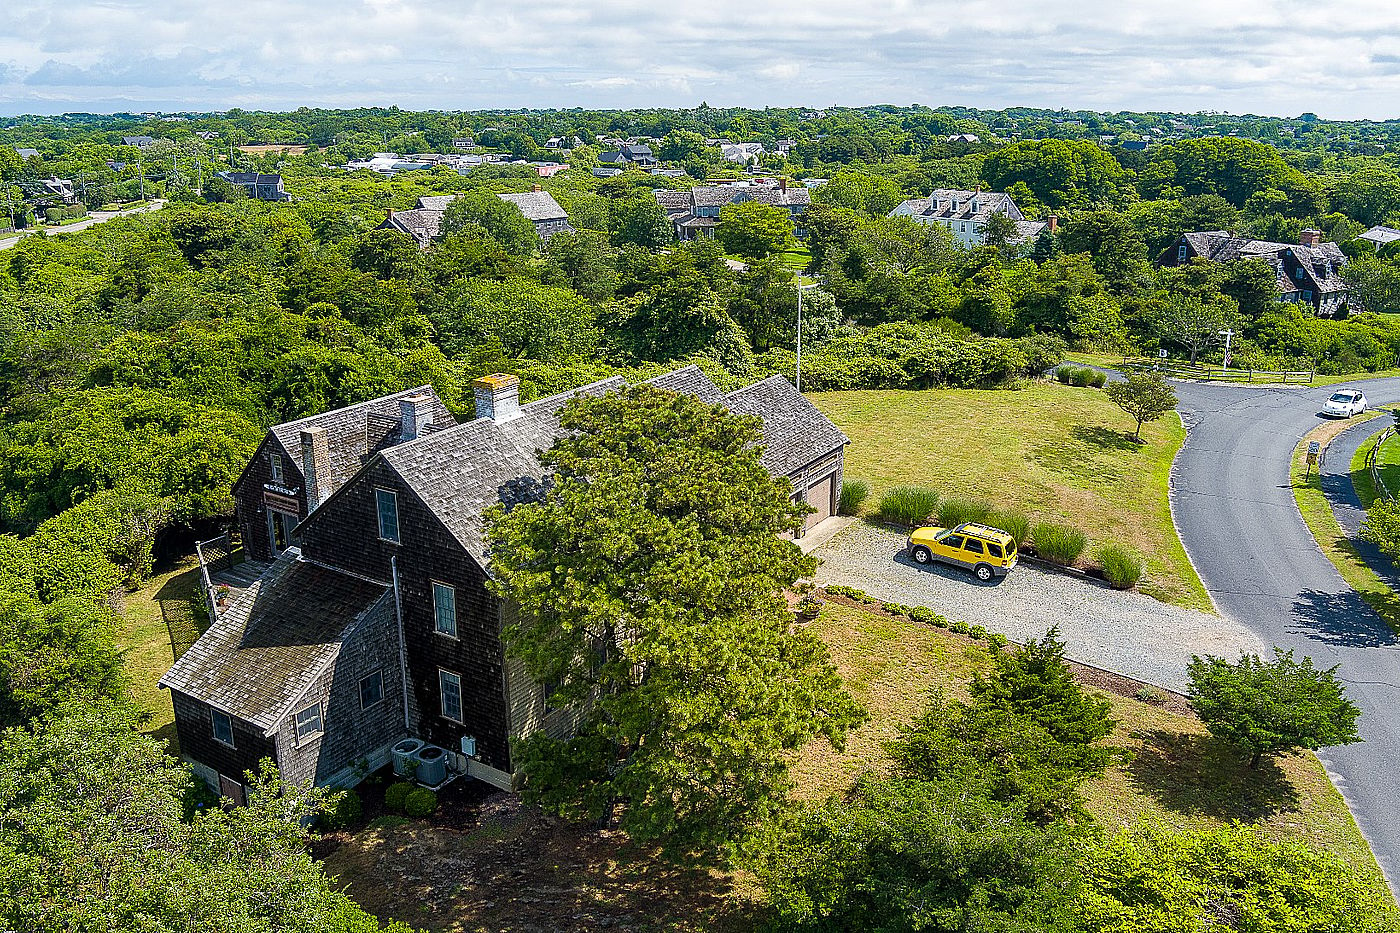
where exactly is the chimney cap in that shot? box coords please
[473,373,520,391]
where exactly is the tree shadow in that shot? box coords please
[1069,424,1143,452]
[1290,588,1400,649]
[156,566,206,661]
[1126,729,1299,822]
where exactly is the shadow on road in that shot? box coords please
[1290,588,1400,649]
[1127,729,1299,821]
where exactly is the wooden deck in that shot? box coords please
[196,534,274,618]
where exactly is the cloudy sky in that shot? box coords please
[3,1,1400,118]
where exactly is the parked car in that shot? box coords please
[907,522,1018,582]
[1323,389,1368,418]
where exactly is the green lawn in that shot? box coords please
[1351,426,1400,506]
[809,382,1210,609]
[1290,414,1400,632]
[796,600,1397,913]
[116,554,208,749]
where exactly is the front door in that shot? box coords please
[268,510,298,555]
[217,774,246,806]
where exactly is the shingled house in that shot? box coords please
[380,188,572,247]
[1156,230,1350,316]
[163,366,847,800]
[888,188,1045,248]
[655,181,812,241]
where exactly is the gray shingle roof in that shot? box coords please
[255,386,455,496]
[498,190,569,222]
[159,555,391,731]
[722,376,849,477]
[1176,232,1349,294]
[1359,225,1400,246]
[415,195,457,212]
[646,364,724,404]
[383,208,446,244]
[890,189,1023,225]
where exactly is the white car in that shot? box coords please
[1323,389,1368,418]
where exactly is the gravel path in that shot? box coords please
[812,522,1266,692]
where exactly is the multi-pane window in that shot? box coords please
[359,670,384,710]
[269,452,284,483]
[1177,243,1188,261]
[439,670,463,722]
[294,703,324,741]
[433,582,458,637]
[211,708,235,747]
[375,488,400,543]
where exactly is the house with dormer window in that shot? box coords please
[1157,230,1350,316]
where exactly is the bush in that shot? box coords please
[383,781,413,813]
[838,479,870,515]
[937,496,993,529]
[1087,369,1108,388]
[1095,543,1143,588]
[990,509,1031,547]
[878,485,939,527]
[1031,522,1087,566]
[794,595,823,619]
[1054,365,1075,385]
[1069,366,1094,387]
[404,787,438,818]
[319,789,363,830]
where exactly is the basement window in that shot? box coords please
[294,703,324,742]
[211,709,235,748]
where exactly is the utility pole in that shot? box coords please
[138,152,144,202]
[795,280,817,393]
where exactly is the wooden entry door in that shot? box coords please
[218,774,246,806]
[805,475,834,528]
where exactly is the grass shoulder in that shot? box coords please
[809,381,1210,609]
[1290,413,1400,632]
[1351,426,1400,507]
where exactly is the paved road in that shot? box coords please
[1172,378,1400,894]
[0,199,166,250]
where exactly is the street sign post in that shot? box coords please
[1307,440,1321,478]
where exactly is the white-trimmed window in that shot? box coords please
[1177,243,1188,261]
[269,452,284,483]
[439,669,463,722]
[359,670,384,710]
[294,703,324,742]
[375,488,400,543]
[211,708,235,747]
[433,582,458,637]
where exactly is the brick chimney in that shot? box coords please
[1047,215,1058,233]
[399,394,433,441]
[1299,229,1322,247]
[300,427,331,511]
[473,373,521,423]
[532,183,541,192]
[779,176,787,192]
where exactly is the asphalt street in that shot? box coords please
[0,199,166,250]
[1171,376,1400,895]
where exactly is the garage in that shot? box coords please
[805,474,834,529]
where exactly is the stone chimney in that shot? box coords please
[1299,229,1323,247]
[399,394,433,441]
[300,427,331,511]
[473,373,521,423]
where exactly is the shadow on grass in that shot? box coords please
[1069,424,1144,453]
[156,565,206,661]
[1127,729,1299,822]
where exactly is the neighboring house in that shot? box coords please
[163,366,847,800]
[37,177,78,205]
[620,142,656,165]
[1120,139,1149,151]
[379,189,573,247]
[122,136,156,149]
[597,151,628,166]
[196,131,219,140]
[1156,230,1350,316]
[655,181,811,241]
[889,188,1043,248]
[452,137,476,150]
[1358,225,1400,249]
[946,133,981,144]
[14,147,38,160]
[720,142,765,163]
[217,171,290,202]
[591,166,625,178]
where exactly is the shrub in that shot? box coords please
[1054,365,1075,384]
[936,496,993,528]
[838,479,870,515]
[1087,369,1108,388]
[1069,366,1094,387]
[989,509,1031,547]
[404,787,438,818]
[878,486,939,527]
[319,789,363,830]
[1095,543,1143,588]
[1031,522,1087,566]
[794,595,823,619]
[384,781,413,812]
[824,584,869,600]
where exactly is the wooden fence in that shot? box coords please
[1120,358,1314,384]
[1367,426,1397,503]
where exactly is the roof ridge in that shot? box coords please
[271,385,436,434]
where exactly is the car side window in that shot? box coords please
[987,542,1003,558]
[964,538,985,555]
[941,534,965,549]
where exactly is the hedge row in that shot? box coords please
[824,584,1009,647]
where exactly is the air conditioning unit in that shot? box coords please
[416,744,448,786]
[391,738,424,776]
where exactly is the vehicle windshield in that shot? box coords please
[1329,393,1354,403]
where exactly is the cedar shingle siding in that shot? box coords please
[167,365,847,795]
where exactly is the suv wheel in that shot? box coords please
[973,563,995,582]
[912,546,932,564]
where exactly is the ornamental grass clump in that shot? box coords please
[989,509,1031,547]
[839,479,870,515]
[878,486,939,527]
[1031,522,1087,566]
[1095,543,1144,589]
[937,497,994,529]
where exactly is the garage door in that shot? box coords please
[805,475,834,529]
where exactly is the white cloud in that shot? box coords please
[0,0,1399,117]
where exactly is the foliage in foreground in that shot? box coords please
[487,386,866,851]
[1187,648,1362,768]
[0,709,414,933]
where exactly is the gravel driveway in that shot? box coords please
[812,522,1266,692]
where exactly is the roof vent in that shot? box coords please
[473,374,521,423]
[399,394,433,441]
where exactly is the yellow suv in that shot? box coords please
[907,522,1018,582]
